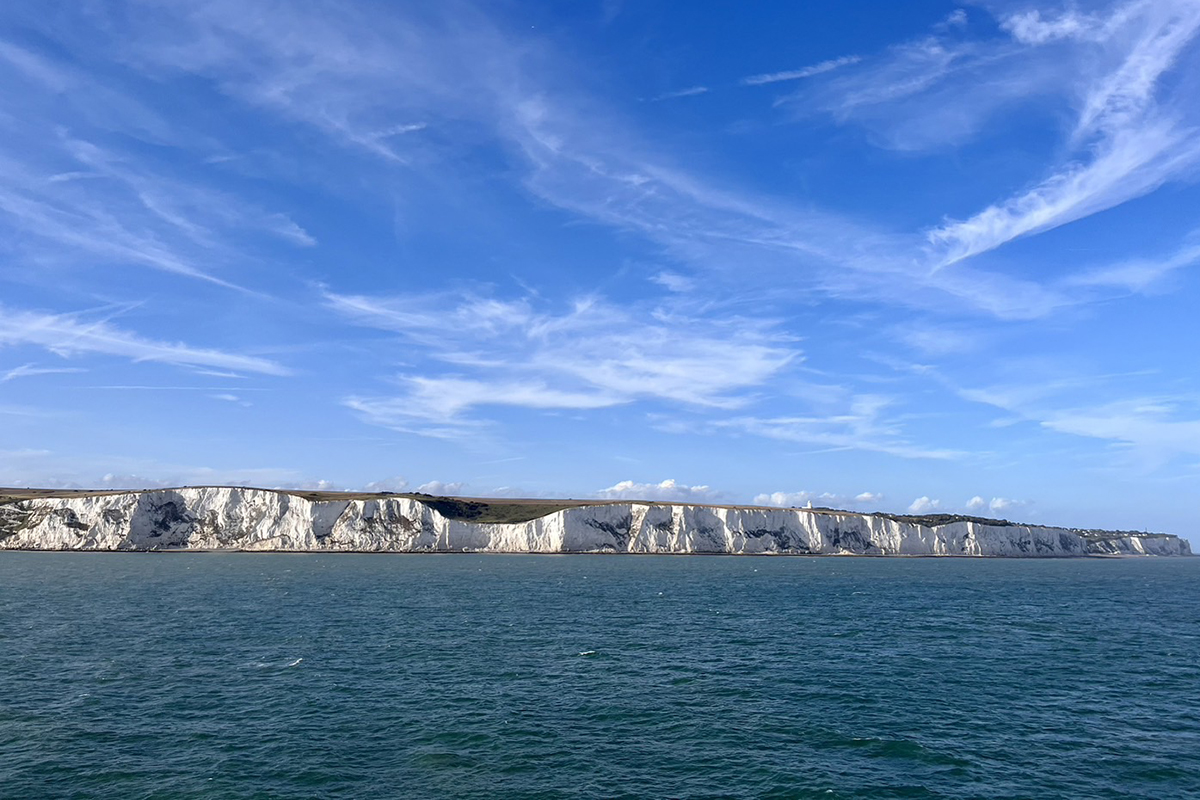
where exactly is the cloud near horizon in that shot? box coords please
[595,479,721,503]
[753,490,883,508]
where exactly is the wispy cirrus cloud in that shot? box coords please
[1062,234,1200,292]
[97,0,476,165]
[718,406,964,460]
[957,367,1200,466]
[2,363,87,382]
[652,86,708,100]
[0,34,318,300]
[928,1,1200,266]
[502,91,1074,319]
[770,1,1200,274]
[6,1,1195,321]
[779,34,993,150]
[741,55,861,86]
[43,0,1082,323]
[329,285,961,458]
[345,378,624,438]
[0,304,291,376]
[0,134,314,291]
[1040,399,1200,460]
[329,288,798,436]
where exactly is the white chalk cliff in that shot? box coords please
[0,487,1189,556]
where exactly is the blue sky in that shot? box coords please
[2,0,1199,537]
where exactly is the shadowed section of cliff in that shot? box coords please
[0,487,1191,556]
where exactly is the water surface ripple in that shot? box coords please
[1,554,1198,798]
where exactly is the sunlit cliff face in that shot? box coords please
[0,488,1189,556]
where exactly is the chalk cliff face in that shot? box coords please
[0,487,1190,556]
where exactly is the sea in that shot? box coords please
[1,553,1197,799]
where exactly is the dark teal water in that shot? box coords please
[1,555,1198,799]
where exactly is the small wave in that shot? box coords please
[250,658,303,669]
[578,650,597,657]
[839,736,971,766]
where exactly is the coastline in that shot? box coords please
[1,486,1189,557]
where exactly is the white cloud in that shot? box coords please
[344,377,623,438]
[791,36,976,143]
[371,122,427,138]
[1041,400,1200,460]
[721,393,963,460]
[2,363,86,382]
[5,0,1185,338]
[362,477,410,493]
[1000,10,1097,46]
[966,495,1026,515]
[97,472,343,492]
[596,478,721,503]
[741,55,861,86]
[958,368,1200,466]
[97,0,1019,321]
[0,460,344,492]
[416,480,465,496]
[0,131,313,291]
[331,289,797,435]
[653,86,708,100]
[755,491,820,507]
[282,479,344,492]
[58,0,1095,323]
[98,473,176,489]
[0,41,72,91]
[766,0,1200,279]
[929,2,1200,267]
[1063,237,1200,292]
[908,496,941,513]
[988,497,1018,513]
[263,213,317,247]
[331,288,957,456]
[504,87,1072,320]
[753,490,882,508]
[0,448,51,458]
[892,322,980,356]
[190,369,247,379]
[650,271,695,292]
[0,304,291,376]
[929,119,1200,267]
